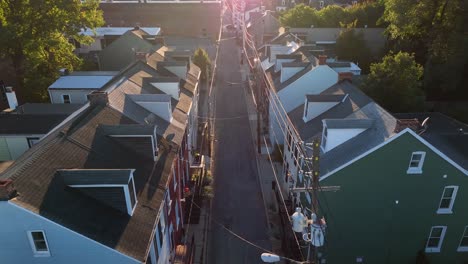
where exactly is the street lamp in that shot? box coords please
[260,253,309,263]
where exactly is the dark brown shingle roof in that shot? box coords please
[0,105,176,261]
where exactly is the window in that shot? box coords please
[319,1,324,8]
[425,226,446,253]
[407,151,426,174]
[62,94,71,104]
[28,231,50,257]
[457,226,468,252]
[27,137,40,148]
[287,131,292,152]
[437,186,458,214]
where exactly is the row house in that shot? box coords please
[263,50,468,262]
[0,50,201,263]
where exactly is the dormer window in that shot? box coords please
[61,169,138,216]
[321,126,328,151]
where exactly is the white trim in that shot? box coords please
[407,151,426,174]
[43,103,90,138]
[405,129,468,175]
[457,226,468,252]
[320,128,468,182]
[436,185,458,214]
[9,202,139,263]
[27,230,51,257]
[425,226,447,253]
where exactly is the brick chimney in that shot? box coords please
[338,72,354,82]
[135,52,148,63]
[87,91,108,106]
[0,180,16,201]
[318,55,327,65]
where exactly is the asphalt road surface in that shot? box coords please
[207,12,271,264]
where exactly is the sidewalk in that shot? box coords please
[240,56,285,256]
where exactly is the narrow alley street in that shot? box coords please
[206,10,272,264]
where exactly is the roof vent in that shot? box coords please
[87,91,108,106]
[0,180,16,201]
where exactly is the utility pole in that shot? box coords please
[291,139,340,264]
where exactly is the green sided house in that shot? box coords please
[284,81,468,263]
[314,114,467,263]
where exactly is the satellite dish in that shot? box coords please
[422,117,430,127]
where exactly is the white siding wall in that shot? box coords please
[0,138,11,161]
[151,82,180,100]
[281,66,305,83]
[277,66,338,113]
[324,128,366,152]
[49,90,95,104]
[5,137,29,160]
[303,102,339,122]
[137,102,172,122]
[76,37,104,54]
[0,202,139,264]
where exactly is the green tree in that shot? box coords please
[335,25,373,73]
[279,2,384,28]
[279,4,320,28]
[361,52,425,112]
[193,48,211,81]
[317,5,347,27]
[0,0,103,102]
[382,0,466,98]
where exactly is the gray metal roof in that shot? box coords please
[128,94,172,103]
[394,112,468,171]
[288,81,372,139]
[319,102,397,176]
[324,118,374,129]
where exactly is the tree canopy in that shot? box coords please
[382,0,467,99]
[193,48,211,81]
[360,52,425,112]
[335,25,373,73]
[0,0,104,102]
[279,2,384,28]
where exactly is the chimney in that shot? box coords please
[5,87,18,110]
[0,180,16,201]
[135,52,148,63]
[87,91,108,106]
[338,72,354,82]
[284,27,290,33]
[318,55,327,65]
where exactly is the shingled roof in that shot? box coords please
[0,104,177,261]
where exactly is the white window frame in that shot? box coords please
[27,230,51,257]
[62,94,71,104]
[166,189,172,215]
[425,226,447,253]
[457,226,468,252]
[436,186,458,214]
[319,0,324,8]
[407,151,426,174]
